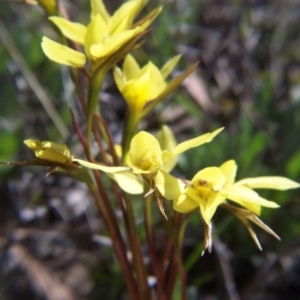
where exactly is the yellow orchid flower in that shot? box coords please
[173,160,300,226]
[73,127,224,194]
[24,140,73,164]
[113,54,181,113]
[41,0,161,70]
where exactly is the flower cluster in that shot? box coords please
[72,127,299,250]
[42,0,161,72]
[20,0,299,253]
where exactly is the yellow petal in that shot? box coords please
[144,62,167,99]
[128,131,162,173]
[236,176,300,190]
[121,67,151,110]
[24,140,72,164]
[113,67,126,93]
[160,55,181,79]
[199,194,225,225]
[42,141,71,157]
[230,200,261,215]
[220,160,237,184]
[173,194,198,213]
[73,158,129,173]
[191,167,226,192]
[169,127,224,158]
[24,139,43,151]
[123,54,140,80]
[182,167,226,224]
[121,61,166,111]
[85,14,106,59]
[108,172,143,194]
[222,184,280,209]
[156,126,178,172]
[35,149,68,164]
[155,170,185,200]
[114,144,122,158]
[90,0,110,22]
[108,0,147,34]
[49,17,86,44]
[41,37,86,68]
[90,27,140,59]
[37,0,57,15]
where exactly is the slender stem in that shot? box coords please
[144,195,166,299]
[94,113,120,166]
[88,181,140,300]
[93,113,150,299]
[162,212,181,276]
[92,116,131,239]
[163,210,187,300]
[123,193,151,300]
[71,111,140,300]
[121,110,139,163]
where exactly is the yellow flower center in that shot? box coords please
[186,167,226,204]
[136,155,161,171]
[195,179,216,200]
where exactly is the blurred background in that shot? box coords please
[0,0,300,299]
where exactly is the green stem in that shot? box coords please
[87,67,107,153]
[121,110,139,163]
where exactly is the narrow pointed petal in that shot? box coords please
[24,140,72,164]
[49,17,86,44]
[108,0,147,33]
[41,37,86,68]
[73,158,129,173]
[229,199,261,215]
[236,176,300,190]
[199,195,225,225]
[222,184,280,209]
[90,27,140,59]
[85,14,106,59]
[170,127,224,158]
[140,61,199,118]
[145,62,167,98]
[155,170,185,200]
[108,172,143,194]
[90,0,110,22]
[123,54,141,80]
[160,55,181,79]
[248,214,281,240]
[37,0,57,15]
[243,221,263,250]
[173,194,198,213]
[113,67,126,93]
[220,160,237,184]
[157,126,178,172]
